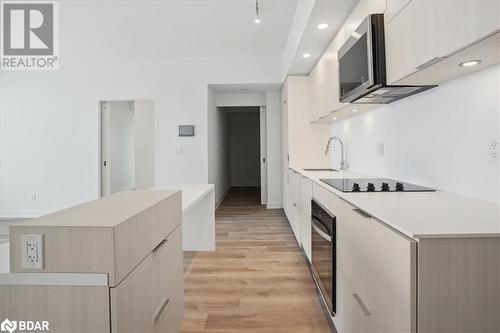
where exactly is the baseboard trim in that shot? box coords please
[266,202,283,209]
[215,185,231,209]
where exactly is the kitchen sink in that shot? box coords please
[303,168,339,172]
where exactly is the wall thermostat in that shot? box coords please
[179,125,195,137]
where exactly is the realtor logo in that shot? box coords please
[0,319,17,333]
[0,1,59,70]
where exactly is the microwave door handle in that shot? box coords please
[312,219,332,243]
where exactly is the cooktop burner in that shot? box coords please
[320,178,435,193]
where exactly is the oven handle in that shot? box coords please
[312,219,332,243]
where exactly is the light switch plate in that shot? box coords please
[21,234,44,269]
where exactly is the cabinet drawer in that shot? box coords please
[341,206,417,333]
[334,269,382,333]
[114,191,181,285]
[111,226,184,333]
[312,183,338,216]
[151,226,184,333]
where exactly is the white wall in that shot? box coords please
[0,56,282,217]
[265,92,283,208]
[134,100,155,190]
[331,65,500,203]
[207,87,231,205]
[229,111,261,187]
[109,101,135,193]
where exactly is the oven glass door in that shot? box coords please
[311,201,336,315]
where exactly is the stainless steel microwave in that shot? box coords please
[338,14,436,104]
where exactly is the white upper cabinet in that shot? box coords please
[308,30,347,122]
[386,0,500,84]
[385,0,411,22]
[308,0,386,123]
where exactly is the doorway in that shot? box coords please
[209,106,266,205]
[99,100,155,197]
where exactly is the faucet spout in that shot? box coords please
[325,136,346,170]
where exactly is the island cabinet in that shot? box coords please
[312,182,500,333]
[1,190,184,333]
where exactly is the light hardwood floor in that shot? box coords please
[181,187,333,333]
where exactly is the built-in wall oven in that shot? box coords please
[311,199,336,316]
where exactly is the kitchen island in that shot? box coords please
[0,190,184,333]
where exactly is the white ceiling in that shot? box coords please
[60,0,298,59]
[288,0,359,74]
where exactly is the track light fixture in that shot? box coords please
[254,0,261,24]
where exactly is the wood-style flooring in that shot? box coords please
[181,187,333,333]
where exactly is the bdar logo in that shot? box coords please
[0,319,17,333]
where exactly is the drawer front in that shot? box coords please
[111,254,154,333]
[114,192,182,285]
[334,269,382,333]
[111,226,184,333]
[312,183,338,216]
[341,206,416,333]
[151,226,184,333]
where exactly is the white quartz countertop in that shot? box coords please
[294,168,500,239]
[155,184,214,211]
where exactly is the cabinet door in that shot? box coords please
[281,97,289,168]
[290,171,301,242]
[430,0,500,58]
[362,218,416,333]
[300,176,313,261]
[152,227,184,333]
[385,0,411,22]
[385,0,432,83]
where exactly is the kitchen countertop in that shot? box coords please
[293,168,500,239]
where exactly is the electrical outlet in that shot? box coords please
[489,139,499,161]
[32,192,37,201]
[21,234,44,269]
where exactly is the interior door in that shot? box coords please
[100,101,136,197]
[100,102,111,197]
[260,107,267,205]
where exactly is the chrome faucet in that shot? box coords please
[325,136,347,170]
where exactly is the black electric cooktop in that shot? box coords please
[320,178,435,193]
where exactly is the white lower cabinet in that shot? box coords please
[300,176,313,262]
[334,269,382,333]
[312,183,416,333]
[283,169,302,243]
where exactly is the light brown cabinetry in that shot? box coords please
[111,226,184,333]
[385,0,500,84]
[4,190,184,333]
[314,183,416,333]
[334,269,382,333]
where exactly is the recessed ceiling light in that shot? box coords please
[317,23,329,30]
[254,17,261,24]
[458,59,481,67]
[302,53,311,58]
[351,109,359,112]
[332,117,338,120]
